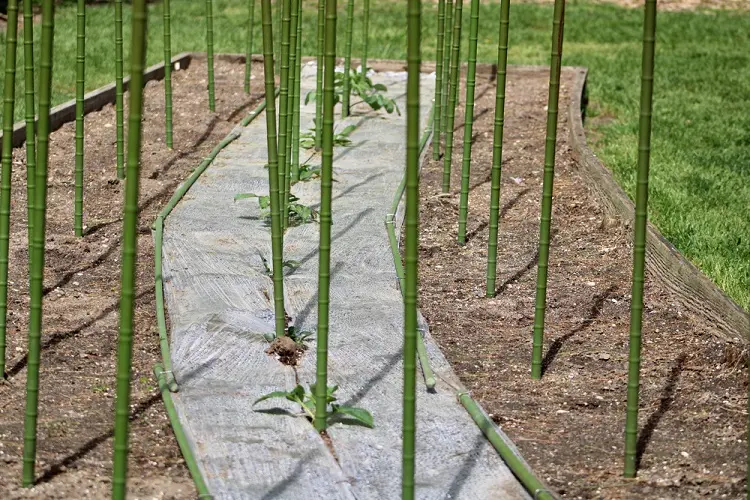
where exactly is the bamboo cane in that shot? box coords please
[163,0,174,147]
[283,0,300,229]
[341,0,355,118]
[291,2,302,181]
[206,0,216,112]
[74,0,86,237]
[245,0,256,94]
[314,0,337,433]
[361,0,370,73]
[261,0,287,340]
[624,0,657,478]
[432,0,446,161]
[112,0,148,496]
[115,0,125,179]
[485,0,511,297]
[440,0,453,136]
[315,0,325,149]
[277,0,292,227]
[22,0,36,256]
[0,0,19,380]
[22,0,54,486]
[441,0,463,193]
[457,0,480,245]
[402,0,421,496]
[530,0,566,380]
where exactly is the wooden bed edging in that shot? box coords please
[0,52,193,154]
[568,67,749,345]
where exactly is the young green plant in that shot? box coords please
[245,0,256,94]
[163,0,174,147]
[0,0,19,379]
[235,193,318,226]
[531,0,566,380]
[341,0,355,118]
[112,1,148,497]
[306,70,399,115]
[23,0,54,486]
[457,0,480,245]
[260,0,287,339]
[206,0,216,112]
[254,384,373,428]
[114,0,125,179]
[486,0,511,297]
[441,0,463,193]
[314,0,337,433]
[402,0,421,496]
[74,0,86,237]
[624,0,657,479]
[23,0,36,255]
[432,0,446,161]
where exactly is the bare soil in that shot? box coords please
[0,56,263,499]
[418,67,746,499]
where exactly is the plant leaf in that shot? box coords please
[234,193,259,201]
[253,390,292,406]
[334,405,374,428]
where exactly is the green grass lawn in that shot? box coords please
[1,0,748,310]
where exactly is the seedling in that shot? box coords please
[253,384,374,428]
[258,251,300,277]
[263,325,314,345]
[234,193,318,226]
[305,70,400,115]
[300,124,357,150]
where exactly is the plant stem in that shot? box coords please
[315,0,337,433]
[23,0,54,486]
[315,0,325,150]
[23,0,36,261]
[245,0,256,94]
[402,0,421,497]
[457,0,479,245]
[74,0,85,237]
[485,0,511,297]
[361,0,370,73]
[163,0,173,147]
[441,0,463,193]
[341,0,355,118]
[206,0,216,112]
[432,0,446,161]
[624,0,657,478]
[531,0,566,380]
[261,0,287,340]
[115,0,125,179]
[0,0,19,381]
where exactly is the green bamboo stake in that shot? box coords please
[206,0,216,112]
[291,3,302,182]
[456,0,480,245]
[163,0,174,147]
[283,0,300,230]
[261,0,287,340]
[440,0,453,136]
[74,0,86,237]
[111,1,148,496]
[314,0,337,433]
[23,0,36,257]
[115,0,125,179]
[341,0,355,118]
[485,0,511,297]
[361,0,370,73]
[530,0,566,380]
[22,0,54,486]
[432,0,446,161]
[624,0,657,478]
[402,0,421,496]
[245,0,256,94]
[0,0,19,380]
[277,0,292,223]
[441,0,463,193]
[315,0,325,150]
[275,0,282,74]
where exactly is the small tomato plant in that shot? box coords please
[253,384,374,428]
[305,69,400,116]
[300,124,357,150]
[234,193,318,226]
[263,325,314,345]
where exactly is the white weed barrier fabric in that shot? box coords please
[161,66,529,499]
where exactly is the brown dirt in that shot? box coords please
[0,56,263,499]
[418,67,747,498]
[266,335,305,366]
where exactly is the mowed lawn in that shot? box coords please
[1,0,748,309]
